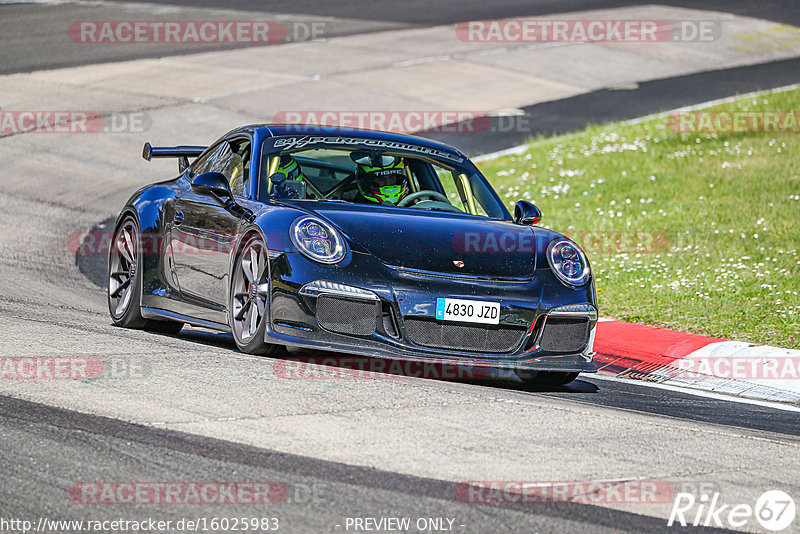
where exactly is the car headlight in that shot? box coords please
[547,239,590,286]
[290,216,346,264]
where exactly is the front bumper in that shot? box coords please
[265,251,597,373]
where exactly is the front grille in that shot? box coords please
[403,317,526,353]
[539,317,590,353]
[316,296,378,336]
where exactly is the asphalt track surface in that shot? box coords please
[2,1,800,533]
[0,394,737,534]
[425,56,800,154]
[1,0,799,74]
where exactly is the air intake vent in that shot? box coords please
[404,318,526,353]
[539,317,590,353]
[381,304,400,339]
[316,296,378,336]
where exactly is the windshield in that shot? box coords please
[258,142,508,219]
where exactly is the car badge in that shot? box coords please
[453,260,465,268]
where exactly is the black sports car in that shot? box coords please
[108,125,597,385]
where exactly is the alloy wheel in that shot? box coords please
[108,219,138,319]
[231,238,269,342]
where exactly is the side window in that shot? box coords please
[214,138,250,198]
[434,167,489,217]
[190,142,224,176]
[436,167,469,212]
[465,173,497,218]
[192,138,252,198]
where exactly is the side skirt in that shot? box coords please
[141,307,230,332]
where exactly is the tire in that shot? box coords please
[514,369,580,386]
[107,215,183,334]
[230,233,282,355]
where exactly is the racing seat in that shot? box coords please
[227,153,246,197]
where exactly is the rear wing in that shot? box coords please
[142,142,207,172]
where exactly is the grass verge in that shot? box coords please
[478,86,800,348]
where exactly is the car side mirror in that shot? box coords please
[270,172,306,199]
[514,200,542,225]
[191,172,233,202]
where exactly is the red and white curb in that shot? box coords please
[593,319,800,404]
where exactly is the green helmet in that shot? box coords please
[276,155,305,181]
[354,157,408,205]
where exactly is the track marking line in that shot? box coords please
[590,373,800,413]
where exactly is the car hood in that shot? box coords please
[308,203,538,279]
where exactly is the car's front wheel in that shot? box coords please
[230,234,282,355]
[107,215,183,334]
[514,369,580,386]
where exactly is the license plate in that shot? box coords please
[435,298,500,325]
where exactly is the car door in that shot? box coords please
[170,136,253,311]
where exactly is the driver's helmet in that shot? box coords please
[354,156,408,205]
[275,155,306,181]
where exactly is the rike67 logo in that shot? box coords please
[669,490,796,531]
